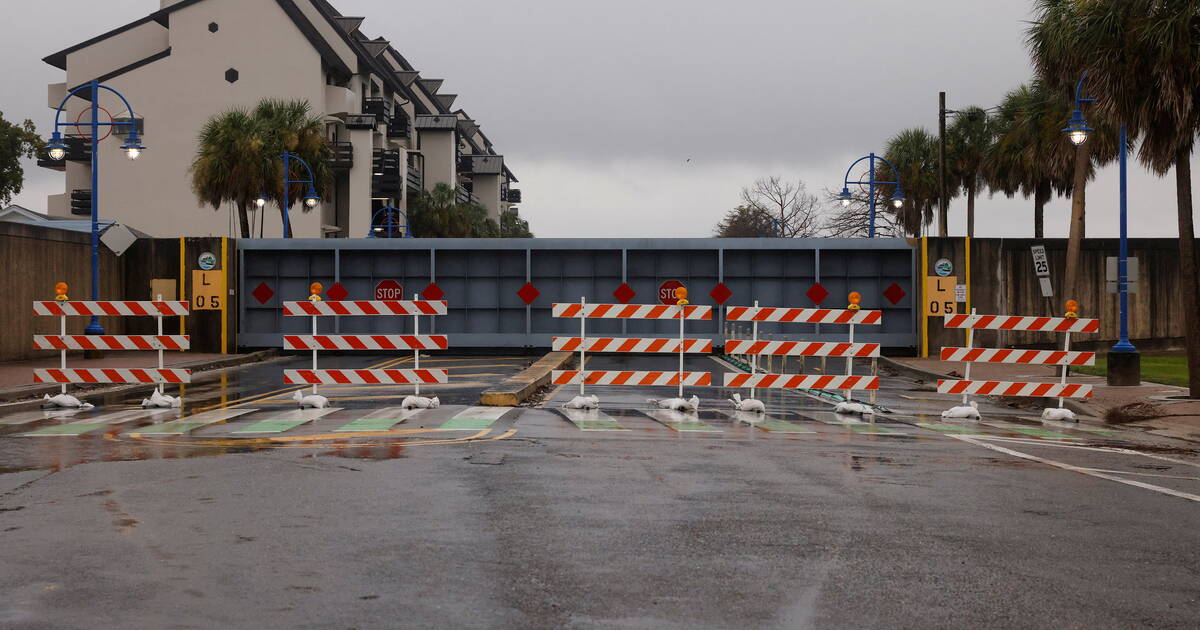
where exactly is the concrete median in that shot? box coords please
[479,351,574,407]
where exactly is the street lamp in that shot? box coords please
[1064,72,1139,384]
[275,151,320,238]
[46,80,144,335]
[838,153,906,238]
[367,205,413,238]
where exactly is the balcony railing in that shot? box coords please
[456,155,474,173]
[70,189,92,216]
[456,185,470,204]
[330,141,353,170]
[387,117,409,139]
[37,136,91,170]
[372,149,402,198]
[406,164,423,193]
[504,188,522,203]
[362,97,393,126]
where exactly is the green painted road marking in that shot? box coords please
[233,408,341,434]
[849,424,902,434]
[758,420,816,433]
[435,407,511,431]
[560,409,628,431]
[335,407,422,432]
[22,409,163,437]
[645,410,722,433]
[917,423,985,435]
[135,409,258,435]
[0,409,85,426]
[1006,427,1081,439]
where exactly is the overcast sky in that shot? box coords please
[4,0,1195,238]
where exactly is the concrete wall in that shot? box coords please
[420,129,457,190]
[924,237,1197,352]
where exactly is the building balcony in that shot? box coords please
[407,164,423,193]
[70,189,92,216]
[324,85,356,117]
[362,97,393,126]
[456,155,474,174]
[386,120,409,140]
[372,148,402,198]
[345,114,376,130]
[37,136,91,170]
[504,188,522,203]
[330,141,353,170]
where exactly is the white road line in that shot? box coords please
[951,434,1200,503]
[1076,468,1200,482]
[971,435,1200,469]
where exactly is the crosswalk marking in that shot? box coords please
[335,407,422,432]
[23,409,171,437]
[723,411,815,433]
[233,408,341,434]
[848,424,907,436]
[559,408,628,431]
[917,423,985,435]
[643,409,722,433]
[435,406,511,431]
[0,409,84,426]
[983,421,1081,440]
[135,408,259,435]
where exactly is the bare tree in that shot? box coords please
[820,188,904,238]
[739,176,823,237]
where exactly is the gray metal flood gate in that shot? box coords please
[238,238,918,349]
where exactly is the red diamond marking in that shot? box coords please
[326,282,349,301]
[613,283,636,304]
[251,282,275,305]
[422,282,444,301]
[517,282,540,305]
[806,283,829,305]
[709,282,732,305]
[883,282,906,305]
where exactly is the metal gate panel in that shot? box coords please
[238,238,917,349]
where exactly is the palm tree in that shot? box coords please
[946,106,994,237]
[409,183,500,237]
[985,81,1081,238]
[1029,0,1200,396]
[877,128,943,237]
[190,108,266,238]
[253,99,332,237]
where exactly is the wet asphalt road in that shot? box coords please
[0,352,1198,628]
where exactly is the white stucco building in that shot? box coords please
[39,0,519,238]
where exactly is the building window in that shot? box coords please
[225,68,239,83]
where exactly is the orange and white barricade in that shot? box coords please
[938,300,1098,419]
[723,293,881,406]
[281,283,448,397]
[34,282,191,404]
[550,291,713,401]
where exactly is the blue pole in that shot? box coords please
[868,152,877,238]
[85,80,103,335]
[1113,124,1136,352]
[282,153,292,238]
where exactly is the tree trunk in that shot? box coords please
[1033,180,1048,239]
[967,182,976,238]
[1175,146,1200,398]
[1064,142,1089,301]
[236,201,251,239]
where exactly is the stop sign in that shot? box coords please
[658,280,685,305]
[374,279,404,300]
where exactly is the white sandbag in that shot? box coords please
[42,393,93,409]
[1040,407,1076,422]
[293,389,329,409]
[647,395,700,412]
[562,395,600,410]
[140,389,181,408]
[728,393,765,413]
[401,395,440,410]
[834,401,875,416]
[941,401,980,419]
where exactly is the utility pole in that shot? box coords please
[938,91,948,237]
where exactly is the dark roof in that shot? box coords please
[42,0,203,69]
[415,115,459,130]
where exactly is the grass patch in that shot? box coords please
[1073,354,1190,388]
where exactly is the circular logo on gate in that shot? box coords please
[934,258,953,277]
[658,280,685,305]
[197,252,217,270]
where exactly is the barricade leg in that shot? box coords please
[59,314,67,396]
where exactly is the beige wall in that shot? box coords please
[421,129,456,191]
[474,173,502,219]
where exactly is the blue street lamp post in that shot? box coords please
[45,80,145,335]
[259,152,320,238]
[836,153,906,238]
[367,206,413,238]
[1064,72,1140,384]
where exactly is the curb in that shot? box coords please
[479,351,573,407]
[0,349,281,410]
